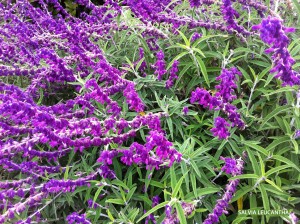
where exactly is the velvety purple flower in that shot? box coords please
[211,117,230,139]
[189,0,201,7]
[215,68,241,103]
[203,157,244,224]
[97,150,118,165]
[98,165,116,179]
[220,157,243,175]
[87,199,99,209]
[190,87,212,108]
[165,205,172,218]
[191,32,202,42]
[181,202,195,216]
[152,195,160,206]
[16,189,25,198]
[120,149,134,166]
[123,82,145,112]
[221,0,251,36]
[66,212,91,224]
[166,60,179,89]
[182,106,189,115]
[120,131,181,169]
[223,104,245,129]
[294,130,300,139]
[138,47,147,72]
[154,50,167,81]
[253,16,300,86]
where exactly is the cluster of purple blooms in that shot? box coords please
[0,1,181,222]
[191,32,202,42]
[66,212,91,224]
[154,50,167,81]
[97,129,182,177]
[221,0,251,36]
[203,157,244,224]
[253,16,300,86]
[190,67,245,139]
[153,52,180,88]
[124,0,265,39]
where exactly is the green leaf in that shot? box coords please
[126,186,137,202]
[175,202,187,224]
[177,30,190,47]
[172,172,188,197]
[167,117,174,140]
[292,0,300,21]
[106,198,125,205]
[107,209,115,221]
[246,148,260,175]
[250,60,270,68]
[265,136,290,152]
[242,141,268,156]
[260,184,270,221]
[272,155,300,172]
[190,160,202,178]
[37,88,44,105]
[93,185,104,205]
[265,165,291,177]
[196,56,209,87]
[229,174,259,180]
[185,187,219,200]
[64,166,70,180]
[291,139,299,154]
[222,41,230,57]
[232,217,253,224]
[258,154,265,176]
[265,179,283,192]
[170,166,177,190]
[191,34,228,48]
[167,52,189,70]
[263,86,296,96]
[231,186,253,202]
[137,201,169,222]
[192,47,206,58]
[260,105,291,129]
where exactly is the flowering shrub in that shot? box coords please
[0,0,300,223]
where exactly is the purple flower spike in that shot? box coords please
[203,157,244,224]
[253,16,300,86]
[211,117,230,139]
[66,212,91,224]
[221,0,251,36]
[215,68,241,103]
[189,0,201,7]
[154,50,167,81]
[191,32,202,42]
[166,60,179,89]
[190,87,212,108]
[97,150,118,165]
[220,157,243,175]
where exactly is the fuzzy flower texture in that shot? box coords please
[203,157,244,224]
[253,16,300,86]
[190,67,244,139]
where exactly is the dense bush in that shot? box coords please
[0,0,299,223]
